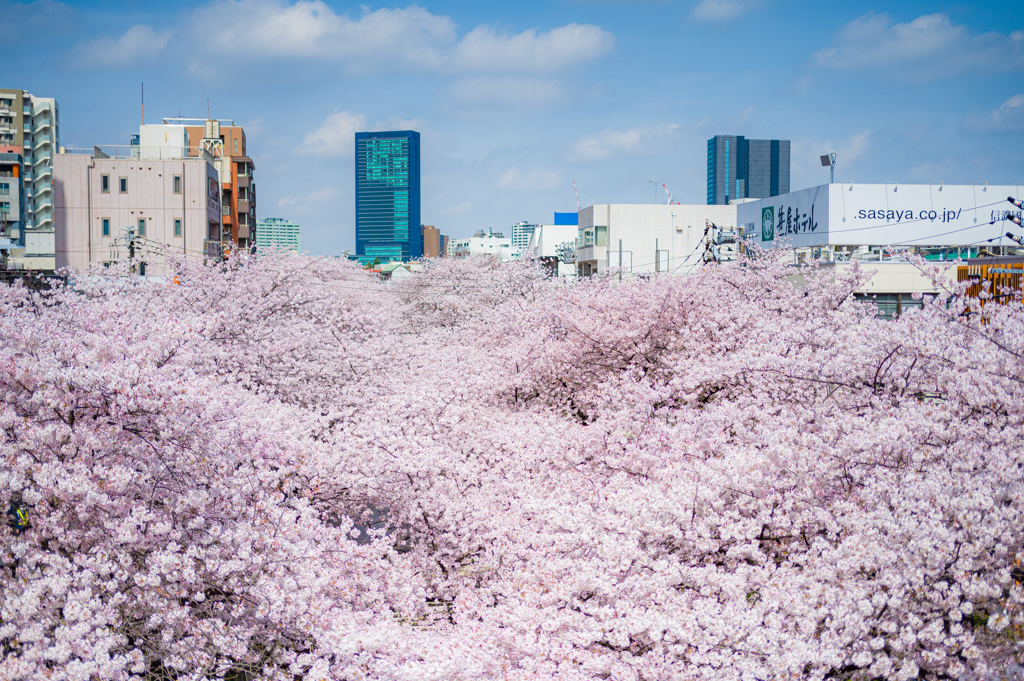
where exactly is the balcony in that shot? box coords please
[33,119,52,134]
[237,198,250,213]
[33,137,53,151]
[237,175,251,189]
[33,151,52,166]
[34,198,52,213]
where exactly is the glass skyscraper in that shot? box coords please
[706,135,789,205]
[355,130,421,262]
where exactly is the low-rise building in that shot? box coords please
[54,143,221,274]
[737,182,1024,316]
[576,203,738,277]
[448,231,513,260]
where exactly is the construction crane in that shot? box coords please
[573,180,581,211]
[661,183,681,205]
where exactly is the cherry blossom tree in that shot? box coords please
[1,250,1022,680]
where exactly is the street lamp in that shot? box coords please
[820,153,837,183]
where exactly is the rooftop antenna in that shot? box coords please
[648,179,663,203]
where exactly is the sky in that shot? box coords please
[3,0,1023,255]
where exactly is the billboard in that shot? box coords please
[737,183,1024,249]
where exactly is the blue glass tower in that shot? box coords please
[706,135,789,205]
[355,130,421,262]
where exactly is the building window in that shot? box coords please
[119,177,127,193]
[174,218,182,237]
[138,218,145,236]
[101,174,109,193]
[0,182,8,196]
[234,138,238,154]
[173,175,182,193]
[102,218,110,236]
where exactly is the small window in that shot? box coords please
[174,218,182,237]
[119,177,127,193]
[138,218,145,236]
[173,175,182,193]
[101,174,109,193]
[102,218,110,236]
[233,138,238,154]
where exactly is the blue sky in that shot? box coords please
[3,0,1023,255]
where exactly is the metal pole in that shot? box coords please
[618,239,623,281]
[655,238,659,272]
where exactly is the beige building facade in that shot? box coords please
[54,146,221,274]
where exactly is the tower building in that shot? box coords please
[355,130,420,262]
[707,135,789,205]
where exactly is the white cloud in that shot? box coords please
[276,187,338,210]
[191,1,453,71]
[691,0,759,21]
[300,112,368,157]
[444,201,473,217]
[497,167,563,192]
[450,24,614,72]
[447,77,563,108]
[299,111,424,157]
[963,94,1024,133]
[188,0,613,74]
[572,123,679,161]
[813,13,1024,81]
[75,24,172,67]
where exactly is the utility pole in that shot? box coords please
[126,226,136,273]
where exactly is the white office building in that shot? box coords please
[448,231,513,260]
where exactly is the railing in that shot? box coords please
[63,146,215,163]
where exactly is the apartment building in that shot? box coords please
[159,118,256,249]
[0,88,59,269]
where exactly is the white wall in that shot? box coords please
[577,203,738,276]
[738,183,1024,249]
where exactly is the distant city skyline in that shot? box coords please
[2,0,1021,255]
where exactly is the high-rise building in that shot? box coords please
[257,217,300,255]
[355,130,420,263]
[707,135,789,205]
[0,88,59,270]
